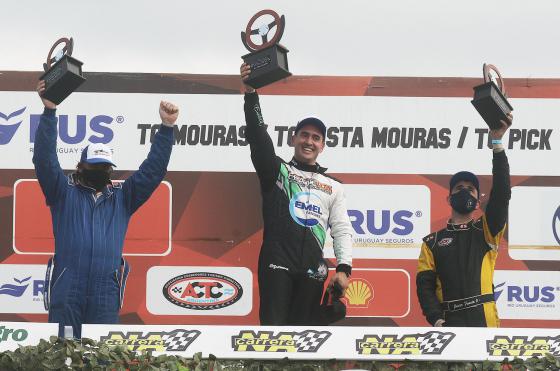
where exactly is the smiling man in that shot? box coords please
[417,113,512,327]
[240,63,353,325]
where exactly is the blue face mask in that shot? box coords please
[449,189,477,215]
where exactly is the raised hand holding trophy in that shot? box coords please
[39,37,86,104]
[241,9,292,89]
[471,63,513,129]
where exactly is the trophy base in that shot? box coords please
[242,44,292,89]
[40,55,86,105]
[471,81,513,130]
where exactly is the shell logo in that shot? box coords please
[344,278,374,307]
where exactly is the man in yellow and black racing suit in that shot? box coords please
[417,114,512,327]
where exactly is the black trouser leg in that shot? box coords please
[258,266,293,325]
[287,274,325,325]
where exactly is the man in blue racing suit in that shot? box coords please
[34,80,178,337]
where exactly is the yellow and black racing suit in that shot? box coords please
[416,150,510,327]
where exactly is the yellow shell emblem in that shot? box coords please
[344,278,373,307]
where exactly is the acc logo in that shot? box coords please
[232,330,331,353]
[289,191,323,227]
[0,326,28,344]
[349,209,420,236]
[163,272,243,310]
[438,238,453,247]
[100,330,200,352]
[356,332,455,355]
[486,336,560,357]
[344,278,373,308]
[553,206,560,245]
[0,107,26,145]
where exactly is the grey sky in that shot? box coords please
[1,0,558,77]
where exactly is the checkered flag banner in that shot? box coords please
[161,330,201,351]
[547,336,560,356]
[293,330,332,352]
[417,331,455,355]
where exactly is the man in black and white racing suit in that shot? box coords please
[240,63,353,325]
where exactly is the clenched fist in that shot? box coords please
[240,63,255,94]
[159,101,179,126]
[37,80,56,109]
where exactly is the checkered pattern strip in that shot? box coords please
[161,330,201,351]
[293,330,331,352]
[417,332,454,355]
[548,336,560,356]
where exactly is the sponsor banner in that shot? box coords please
[231,329,332,353]
[494,270,560,320]
[508,186,560,261]
[82,325,203,355]
[13,179,172,256]
[82,324,560,360]
[146,266,253,316]
[0,265,47,314]
[486,334,560,358]
[339,269,410,318]
[0,92,557,175]
[0,322,58,352]
[356,331,455,355]
[324,184,430,259]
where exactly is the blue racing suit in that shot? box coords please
[33,107,173,337]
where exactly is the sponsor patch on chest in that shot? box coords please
[437,237,454,247]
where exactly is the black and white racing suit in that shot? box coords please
[244,92,353,325]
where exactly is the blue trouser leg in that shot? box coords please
[48,268,86,338]
[84,273,120,325]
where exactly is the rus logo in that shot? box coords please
[0,276,44,299]
[348,209,417,236]
[494,282,556,303]
[1,107,120,145]
[553,205,560,245]
[0,107,26,145]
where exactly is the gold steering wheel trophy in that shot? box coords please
[471,63,513,129]
[241,9,292,89]
[39,37,86,104]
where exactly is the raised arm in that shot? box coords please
[484,115,512,245]
[32,80,67,206]
[241,63,280,191]
[123,101,177,214]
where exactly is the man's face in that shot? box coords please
[450,180,478,200]
[76,162,114,191]
[292,125,325,165]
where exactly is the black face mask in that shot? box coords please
[80,168,110,191]
[449,188,477,215]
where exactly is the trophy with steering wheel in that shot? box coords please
[39,37,86,104]
[471,63,513,129]
[241,9,292,89]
